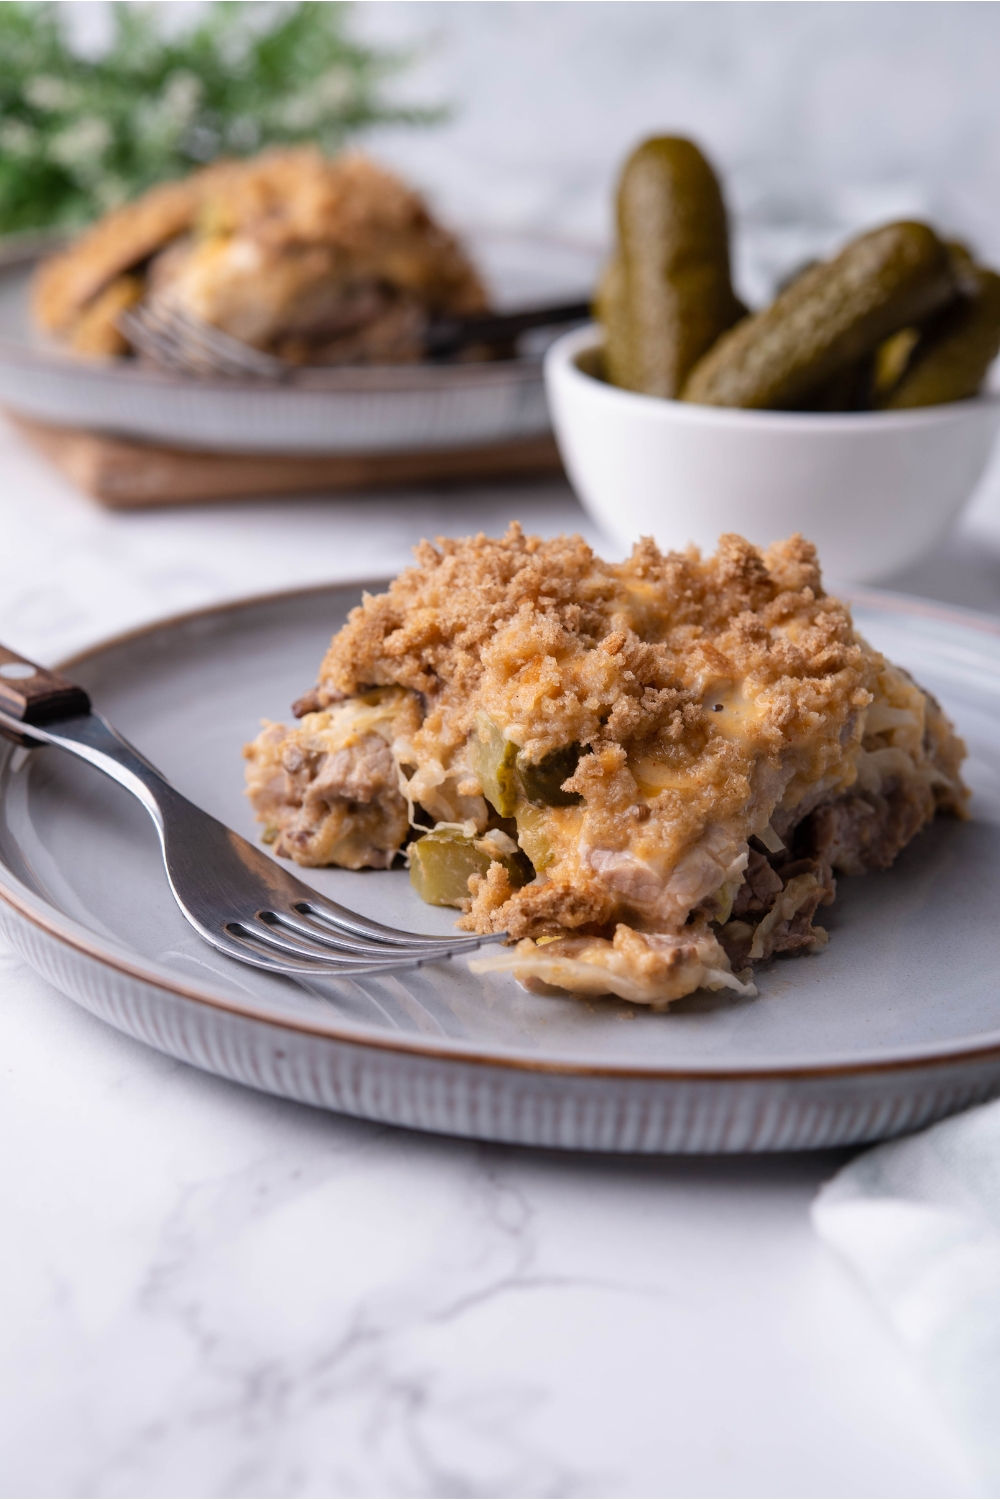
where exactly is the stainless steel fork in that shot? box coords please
[0,643,501,978]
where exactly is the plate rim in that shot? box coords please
[3,578,1000,1084]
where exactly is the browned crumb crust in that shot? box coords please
[318,522,876,831]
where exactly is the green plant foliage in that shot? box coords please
[0,1,442,233]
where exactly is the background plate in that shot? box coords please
[0,232,599,453]
[2,582,1000,1152]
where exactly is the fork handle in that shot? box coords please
[0,644,91,745]
[425,299,591,359]
[0,689,178,834]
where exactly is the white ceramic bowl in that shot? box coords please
[545,324,1000,583]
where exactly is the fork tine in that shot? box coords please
[242,912,479,965]
[152,305,249,377]
[225,919,441,974]
[291,895,487,949]
[228,942,411,978]
[200,925,335,973]
[270,907,485,960]
[124,303,223,376]
[149,314,220,375]
[227,919,402,967]
[119,307,190,371]
[172,306,289,379]
[119,301,290,380]
[167,310,258,377]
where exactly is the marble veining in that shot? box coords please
[0,931,979,1498]
[5,4,1000,1487]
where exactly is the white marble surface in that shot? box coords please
[0,412,996,1498]
[6,4,1000,1489]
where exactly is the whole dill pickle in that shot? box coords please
[600,136,745,397]
[594,256,630,387]
[877,266,1000,409]
[682,221,957,409]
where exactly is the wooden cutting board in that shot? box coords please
[7,411,563,509]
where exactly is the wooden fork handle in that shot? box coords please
[0,644,91,740]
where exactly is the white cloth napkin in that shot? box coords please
[813,1098,1000,1491]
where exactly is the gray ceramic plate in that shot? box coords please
[2,582,1000,1153]
[0,232,599,453]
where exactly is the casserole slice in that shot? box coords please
[245,526,967,1007]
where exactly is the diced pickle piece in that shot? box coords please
[514,803,554,871]
[516,743,583,806]
[471,715,584,821]
[410,829,491,906]
[409,828,531,908]
[470,714,519,817]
